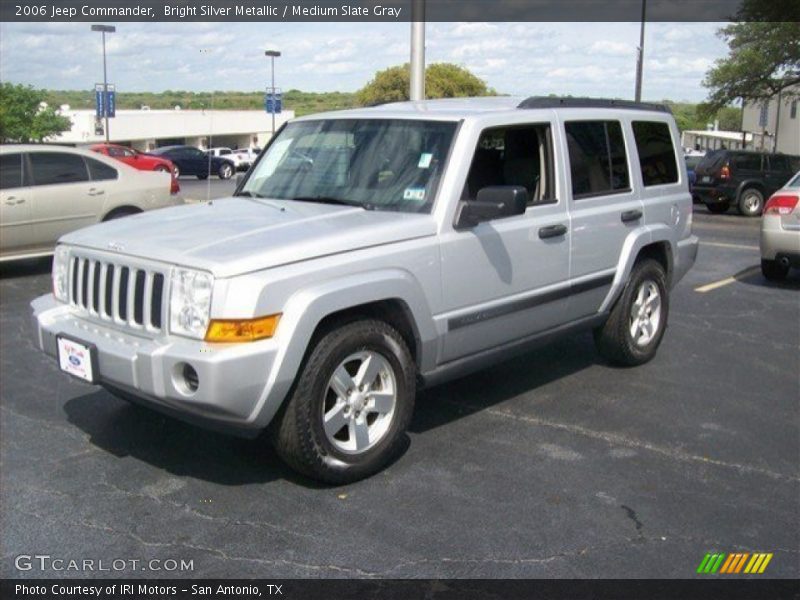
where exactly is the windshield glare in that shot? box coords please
[241,118,458,213]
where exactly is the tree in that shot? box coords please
[700,0,800,117]
[0,83,72,143]
[356,63,493,106]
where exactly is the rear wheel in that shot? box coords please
[761,259,789,281]
[594,258,669,367]
[218,163,234,180]
[706,202,729,214]
[738,188,764,217]
[272,319,415,484]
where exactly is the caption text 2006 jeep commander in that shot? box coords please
[32,97,698,483]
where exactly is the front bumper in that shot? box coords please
[31,294,280,435]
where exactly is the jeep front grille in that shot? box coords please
[69,255,166,332]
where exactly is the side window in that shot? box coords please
[29,152,89,186]
[107,146,124,157]
[632,121,679,186]
[121,148,136,158]
[85,157,118,181]
[733,154,761,171]
[463,124,556,206]
[566,121,630,198]
[219,149,231,156]
[768,155,790,172]
[0,153,24,190]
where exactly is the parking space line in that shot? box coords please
[700,241,759,251]
[694,266,760,293]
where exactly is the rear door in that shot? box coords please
[0,152,34,256]
[561,117,642,319]
[28,151,101,246]
[765,155,794,195]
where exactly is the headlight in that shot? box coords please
[169,268,214,339]
[52,245,70,302]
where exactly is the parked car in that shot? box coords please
[760,171,800,281]
[206,147,249,171]
[31,97,698,483]
[693,149,800,216]
[0,145,180,262]
[231,147,262,168]
[149,145,235,180]
[90,143,180,194]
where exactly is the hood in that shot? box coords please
[61,197,437,277]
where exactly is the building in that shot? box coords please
[681,129,753,153]
[741,86,800,155]
[50,107,295,151]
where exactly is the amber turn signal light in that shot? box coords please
[205,314,281,342]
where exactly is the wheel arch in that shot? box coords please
[735,179,766,201]
[102,205,143,221]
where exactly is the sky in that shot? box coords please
[0,21,728,102]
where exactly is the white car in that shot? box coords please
[760,171,800,280]
[0,144,181,262]
[206,147,251,171]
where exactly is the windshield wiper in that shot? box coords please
[290,196,367,209]
[235,190,265,198]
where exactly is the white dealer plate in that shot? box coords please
[57,336,97,383]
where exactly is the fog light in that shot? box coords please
[173,362,199,395]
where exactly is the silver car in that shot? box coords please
[761,171,800,280]
[31,97,698,483]
[1,145,180,262]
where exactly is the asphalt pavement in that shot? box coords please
[1,205,798,579]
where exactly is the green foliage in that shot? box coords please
[356,62,493,106]
[701,0,800,115]
[0,83,72,143]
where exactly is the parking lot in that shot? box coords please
[1,204,797,578]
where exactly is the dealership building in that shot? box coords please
[50,106,295,151]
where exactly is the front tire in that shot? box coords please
[738,188,764,217]
[272,319,415,484]
[218,163,234,180]
[761,258,789,281]
[594,258,669,367]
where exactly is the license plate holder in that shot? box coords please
[56,335,99,384]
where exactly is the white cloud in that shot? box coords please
[590,40,634,56]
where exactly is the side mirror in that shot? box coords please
[455,186,528,229]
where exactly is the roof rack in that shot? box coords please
[518,97,672,114]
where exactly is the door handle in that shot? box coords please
[4,197,25,205]
[621,209,642,223]
[88,188,105,196]
[538,224,568,239]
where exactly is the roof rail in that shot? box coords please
[518,96,672,114]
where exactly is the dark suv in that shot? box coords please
[693,150,800,216]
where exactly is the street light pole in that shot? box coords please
[410,0,425,101]
[91,24,115,143]
[634,0,646,102]
[265,50,281,138]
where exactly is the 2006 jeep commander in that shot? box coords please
[32,97,698,483]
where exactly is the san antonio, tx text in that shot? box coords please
[164,3,403,17]
[15,584,279,596]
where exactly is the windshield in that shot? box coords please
[239,118,458,213]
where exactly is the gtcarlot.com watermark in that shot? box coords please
[14,554,194,573]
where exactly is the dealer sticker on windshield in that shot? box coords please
[418,152,433,168]
[403,187,426,202]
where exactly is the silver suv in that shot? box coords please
[32,97,699,483]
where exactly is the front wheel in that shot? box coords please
[197,174,208,180]
[594,258,669,367]
[738,188,764,217]
[272,319,415,484]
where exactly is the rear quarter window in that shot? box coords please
[85,157,118,181]
[632,121,678,186]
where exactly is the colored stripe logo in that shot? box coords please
[697,552,773,574]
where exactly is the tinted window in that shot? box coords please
[566,121,629,198]
[733,154,761,171]
[107,146,125,157]
[219,149,231,156]
[86,157,118,181]
[0,153,24,190]
[632,121,678,186]
[768,155,791,172]
[29,152,89,186]
[463,124,555,205]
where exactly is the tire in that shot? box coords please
[197,174,208,180]
[102,207,141,221]
[218,163,234,180]
[594,258,669,367]
[272,319,416,484]
[706,202,729,214]
[173,165,181,178]
[738,188,764,217]
[761,258,789,281]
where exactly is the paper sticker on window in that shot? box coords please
[403,187,426,202]
[418,153,433,169]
